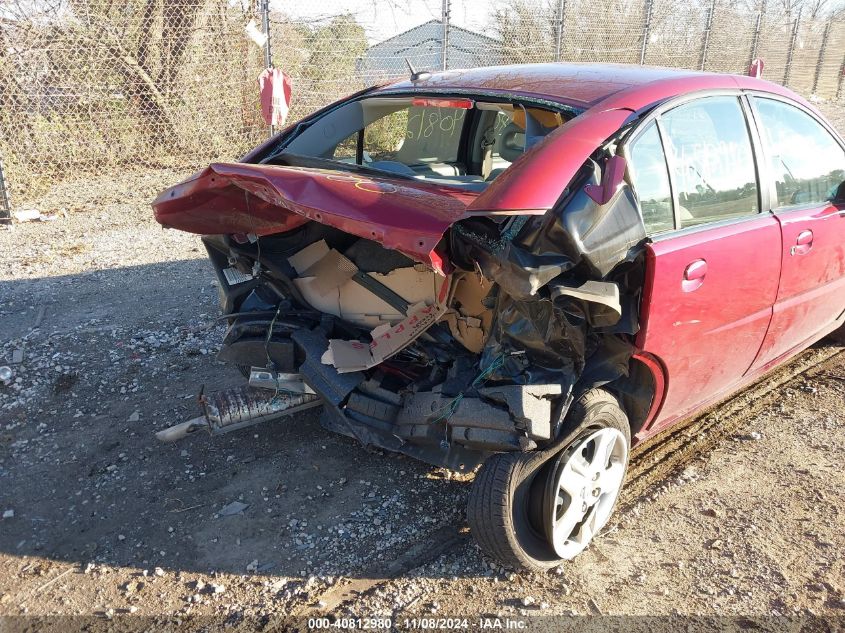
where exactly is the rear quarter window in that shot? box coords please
[627,121,675,235]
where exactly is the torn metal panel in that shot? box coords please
[170,147,649,468]
[153,160,478,273]
[449,157,645,412]
[453,161,646,300]
[451,216,577,301]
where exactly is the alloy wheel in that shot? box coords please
[545,427,628,559]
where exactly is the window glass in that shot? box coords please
[332,134,358,162]
[661,97,759,228]
[627,122,675,234]
[285,99,466,168]
[753,97,845,208]
[370,106,464,164]
[282,97,567,185]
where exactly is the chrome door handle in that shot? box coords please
[682,259,707,292]
[790,229,813,256]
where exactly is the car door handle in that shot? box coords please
[790,230,813,256]
[682,259,707,292]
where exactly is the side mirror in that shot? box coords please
[585,155,627,205]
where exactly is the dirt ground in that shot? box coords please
[1,165,844,631]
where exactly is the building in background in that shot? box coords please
[357,19,503,84]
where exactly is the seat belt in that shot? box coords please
[480,126,496,180]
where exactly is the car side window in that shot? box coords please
[752,97,845,209]
[627,122,675,234]
[660,96,759,228]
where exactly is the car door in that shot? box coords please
[626,95,781,429]
[746,96,845,371]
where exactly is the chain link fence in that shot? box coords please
[1,0,844,210]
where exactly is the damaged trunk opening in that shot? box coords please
[151,65,845,572]
[156,152,648,473]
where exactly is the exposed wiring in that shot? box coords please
[260,302,287,407]
[431,352,508,428]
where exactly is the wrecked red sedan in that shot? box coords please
[153,64,845,571]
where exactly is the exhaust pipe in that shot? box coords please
[156,383,322,443]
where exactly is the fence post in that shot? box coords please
[699,0,716,71]
[640,0,653,65]
[838,53,845,100]
[812,19,832,95]
[783,8,801,86]
[748,3,764,68]
[261,0,274,135]
[554,0,567,62]
[0,156,10,224]
[441,0,450,71]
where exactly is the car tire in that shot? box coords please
[467,388,631,572]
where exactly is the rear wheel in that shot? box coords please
[467,389,630,572]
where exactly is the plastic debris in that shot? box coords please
[218,501,249,516]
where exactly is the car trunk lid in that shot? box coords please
[153,162,480,272]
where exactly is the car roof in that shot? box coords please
[379,62,805,112]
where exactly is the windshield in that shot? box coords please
[279,96,571,190]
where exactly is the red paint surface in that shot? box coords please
[636,216,782,431]
[384,63,717,108]
[751,202,845,370]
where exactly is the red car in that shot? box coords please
[154,63,845,571]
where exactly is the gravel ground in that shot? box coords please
[1,166,844,630]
